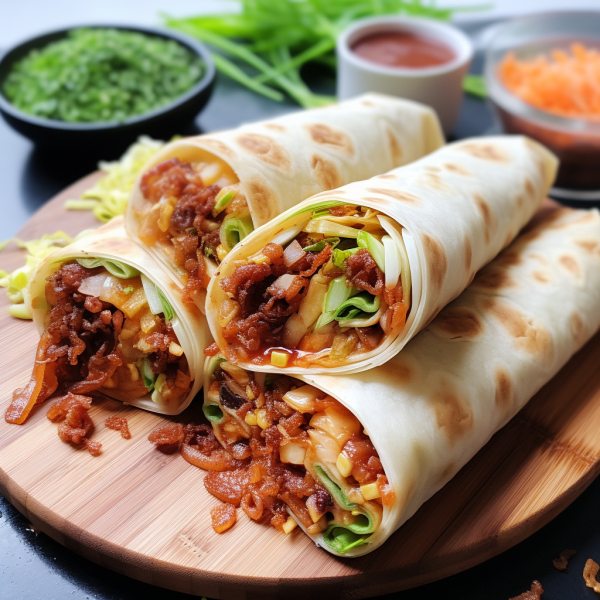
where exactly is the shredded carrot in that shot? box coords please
[499,43,600,121]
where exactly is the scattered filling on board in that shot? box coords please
[499,43,600,121]
[584,559,600,593]
[150,356,394,553]
[4,260,191,425]
[217,202,410,368]
[47,393,101,456]
[136,157,249,299]
[509,581,544,600]
[553,548,576,571]
[3,28,204,123]
[105,416,132,439]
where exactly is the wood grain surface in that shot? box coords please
[1,176,600,599]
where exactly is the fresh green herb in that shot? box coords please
[165,1,488,108]
[288,200,346,220]
[303,237,340,252]
[156,287,175,321]
[76,257,140,279]
[123,286,134,294]
[315,275,358,329]
[4,28,204,123]
[463,73,487,98]
[203,403,225,423]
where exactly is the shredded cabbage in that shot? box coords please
[64,135,166,222]
[0,230,93,319]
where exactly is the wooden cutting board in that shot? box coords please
[1,175,600,600]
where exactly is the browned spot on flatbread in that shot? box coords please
[575,239,598,253]
[444,163,471,176]
[423,234,448,292]
[473,267,515,290]
[464,237,472,271]
[306,123,354,154]
[244,178,279,225]
[377,359,413,386]
[263,123,286,132]
[387,129,403,165]
[525,178,535,198]
[570,311,588,346]
[199,138,235,159]
[378,174,397,180]
[559,255,581,277]
[434,306,483,339]
[366,188,421,204]
[458,142,509,162]
[504,231,515,248]
[424,166,441,173]
[430,390,474,446]
[437,462,456,485]
[421,172,446,190]
[516,195,525,208]
[236,134,291,171]
[311,154,342,191]
[474,193,495,244]
[497,250,522,267]
[533,270,551,284]
[483,298,554,358]
[361,100,374,107]
[494,366,514,414]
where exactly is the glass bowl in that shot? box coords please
[484,11,600,201]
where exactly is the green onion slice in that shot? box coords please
[212,190,236,217]
[221,213,254,250]
[332,247,359,268]
[288,200,345,220]
[203,403,225,423]
[304,219,360,239]
[156,287,175,321]
[140,358,156,392]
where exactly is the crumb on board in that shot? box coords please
[584,559,600,593]
[509,580,543,600]
[553,548,576,571]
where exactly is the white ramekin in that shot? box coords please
[337,16,474,135]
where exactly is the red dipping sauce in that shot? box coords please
[351,31,455,69]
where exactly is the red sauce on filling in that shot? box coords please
[351,31,455,69]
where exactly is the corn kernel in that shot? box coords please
[246,385,255,400]
[103,377,116,389]
[271,351,289,368]
[282,516,297,534]
[169,341,184,356]
[336,453,353,478]
[360,482,381,501]
[216,244,229,262]
[158,201,175,232]
[251,254,270,264]
[245,411,258,426]
[155,373,167,393]
[127,363,139,382]
[256,409,270,430]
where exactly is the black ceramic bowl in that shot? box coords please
[0,24,216,154]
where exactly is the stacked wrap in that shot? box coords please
[126,93,444,289]
[298,207,600,555]
[25,218,210,415]
[207,136,558,374]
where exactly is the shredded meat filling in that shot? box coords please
[345,249,384,295]
[47,393,101,456]
[105,416,132,439]
[140,158,224,299]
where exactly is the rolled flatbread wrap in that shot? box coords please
[199,207,600,556]
[125,93,444,310]
[5,217,210,423]
[206,136,558,374]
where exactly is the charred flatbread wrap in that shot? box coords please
[196,207,600,556]
[5,217,210,424]
[125,93,444,310]
[206,136,558,374]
